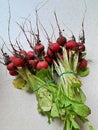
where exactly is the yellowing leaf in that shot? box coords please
[13,76,26,89]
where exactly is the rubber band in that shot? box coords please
[33,72,76,92]
[59,71,76,77]
[33,80,55,92]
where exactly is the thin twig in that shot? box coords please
[8,0,18,53]
[35,0,48,11]
[17,32,24,49]
[0,61,5,65]
[17,22,34,50]
[54,12,62,36]
[35,10,40,43]
[28,20,37,45]
[8,0,13,47]
[15,39,21,50]
[79,0,87,43]
[0,36,12,54]
[62,22,76,41]
[50,22,56,41]
[1,43,5,56]
[39,20,51,43]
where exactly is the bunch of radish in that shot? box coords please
[0,10,94,130]
[1,38,87,77]
[1,47,47,76]
[0,12,88,77]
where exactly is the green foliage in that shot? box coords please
[78,67,89,77]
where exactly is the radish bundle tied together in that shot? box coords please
[0,11,94,130]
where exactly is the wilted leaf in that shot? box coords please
[13,76,26,89]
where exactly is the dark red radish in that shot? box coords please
[79,58,87,70]
[9,56,15,62]
[12,57,25,67]
[54,12,67,46]
[58,46,63,53]
[47,49,54,58]
[33,11,45,55]
[49,43,60,53]
[44,55,53,65]
[77,42,85,51]
[56,35,66,46]
[7,62,16,71]
[27,51,35,59]
[40,19,60,53]
[66,40,77,50]
[40,18,61,55]
[36,61,48,70]
[27,59,38,69]
[9,70,18,76]
[34,44,44,54]
[19,50,27,56]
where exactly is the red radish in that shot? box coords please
[66,40,77,50]
[27,51,35,59]
[77,42,85,51]
[79,58,87,69]
[19,50,27,57]
[34,11,45,55]
[47,49,54,57]
[44,55,53,65]
[7,62,16,71]
[27,59,38,69]
[56,36,66,46]
[36,61,48,70]
[12,57,25,67]
[9,56,15,62]
[49,43,60,53]
[9,70,18,76]
[58,46,63,53]
[40,18,61,54]
[34,44,44,54]
[54,12,67,46]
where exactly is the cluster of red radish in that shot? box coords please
[45,35,87,69]
[1,12,87,76]
[3,33,87,76]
